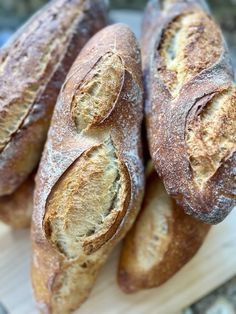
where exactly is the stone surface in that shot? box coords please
[185,277,236,314]
[0,302,8,314]
[206,298,235,314]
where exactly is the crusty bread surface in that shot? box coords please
[118,166,210,293]
[143,0,236,224]
[0,174,34,228]
[0,0,108,197]
[31,23,144,314]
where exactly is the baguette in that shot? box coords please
[31,24,144,314]
[0,0,108,197]
[143,0,236,224]
[0,174,34,228]
[118,166,210,293]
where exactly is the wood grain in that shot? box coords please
[0,209,236,314]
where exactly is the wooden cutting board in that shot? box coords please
[0,208,236,314]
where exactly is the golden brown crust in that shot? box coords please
[118,168,210,293]
[71,52,125,131]
[143,0,236,224]
[31,24,144,314]
[0,0,108,196]
[157,10,222,97]
[186,85,236,188]
[0,174,34,229]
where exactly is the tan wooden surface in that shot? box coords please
[0,209,236,314]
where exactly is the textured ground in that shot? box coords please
[184,277,236,314]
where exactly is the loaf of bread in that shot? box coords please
[0,0,107,198]
[31,24,144,314]
[0,174,34,228]
[118,165,210,293]
[143,0,236,224]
